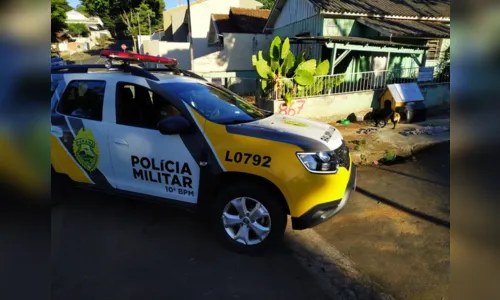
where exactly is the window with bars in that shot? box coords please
[426,39,443,60]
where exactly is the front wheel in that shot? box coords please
[211,182,287,256]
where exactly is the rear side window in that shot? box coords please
[57,80,106,121]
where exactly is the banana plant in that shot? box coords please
[252,36,343,105]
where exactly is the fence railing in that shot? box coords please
[267,67,449,100]
[201,67,450,102]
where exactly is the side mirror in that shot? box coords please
[157,115,192,135]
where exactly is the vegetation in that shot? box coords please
[252,36,344,105]
[383,150,397,162]
[435,44,450,80]
[120,2,159,50]
[68,23,90,37]
[76,4,90,16]
[51,0,72,34]
[259,0,276,9]
[95,35,111,47]
[80,0,164,38]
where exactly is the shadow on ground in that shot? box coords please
[47,188,384,300]
[314,141,450,300]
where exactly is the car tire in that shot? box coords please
[211,182,287,256]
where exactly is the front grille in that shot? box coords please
[334,140,350,170]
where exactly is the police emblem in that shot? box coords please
[73,128,100,172]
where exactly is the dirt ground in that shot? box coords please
[314,142,450,299]
[331,117,450,165]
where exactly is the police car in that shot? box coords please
[51,51,357,255]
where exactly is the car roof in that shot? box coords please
[52,69,206,85]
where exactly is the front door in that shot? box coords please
[107,81,201,204]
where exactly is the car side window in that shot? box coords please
[115,82,181,130]
[56,80,105,121]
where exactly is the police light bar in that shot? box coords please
[100,50,178,65]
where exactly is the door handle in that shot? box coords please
[113,138,129,146]
[50,126,63,138]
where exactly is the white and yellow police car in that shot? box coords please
[51,51,357,255]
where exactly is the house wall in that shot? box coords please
[425,38,450,68]
[143,40,192,68]
[193,33,273,72]
[259,83,450,122]
[188,0,263,59]
[323,18,378,37]
[271,0,323,62]
[274,0,318,29]
[171,10,189,42]
[138,35,151,54]
[142,33,271,71]
[274,15,324,61]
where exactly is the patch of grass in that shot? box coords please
[383,150,397,162]
[355,145,362,151]
[360,154,368,164]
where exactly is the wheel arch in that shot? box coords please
[199,171,290,215]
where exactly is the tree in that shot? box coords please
[51,0,72,33]
[81,0,165,38]
[259,0,276,9]
[81,0,110,17]
[120,3,156,50]
[435,44,450,81]
[76,4,90,16]
[68,23,90,37]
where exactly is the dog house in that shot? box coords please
[379,83,427,123]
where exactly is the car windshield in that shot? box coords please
[162,82,270,124]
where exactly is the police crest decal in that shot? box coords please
[73,128,100,172]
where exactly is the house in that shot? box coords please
[161,0,264,58]
[209,7,271,49]
[263,0,450,76]
[51,31,76,53]
[65,10,112,40]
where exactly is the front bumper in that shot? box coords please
[291,165,357,230]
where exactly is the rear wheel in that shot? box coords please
[211,182,287,255]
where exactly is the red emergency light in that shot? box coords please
[100,50,178,65]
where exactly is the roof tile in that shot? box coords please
[359,17,450,38]
[212,7,271,34]
[309,0,450,18]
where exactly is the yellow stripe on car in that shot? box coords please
[191,109,353,217]
[51,134,93,184]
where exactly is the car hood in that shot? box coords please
[226,114,344,152]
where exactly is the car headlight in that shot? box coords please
[296,151,339,174]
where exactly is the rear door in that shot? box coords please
[106,78,202,204]
[51,74,116,190]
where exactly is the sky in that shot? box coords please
[67,0,188,10]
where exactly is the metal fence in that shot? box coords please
[267,67,450,100]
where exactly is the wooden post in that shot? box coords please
[329,44,337,94]
[421,50,427,67]
[385,51,391,86]
[330,43,337,75]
